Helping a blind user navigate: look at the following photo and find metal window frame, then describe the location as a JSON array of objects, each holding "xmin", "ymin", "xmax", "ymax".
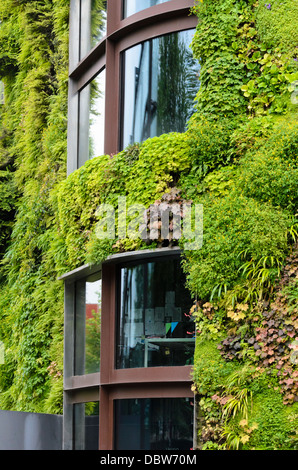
[
  {"xmin": 67, "ymin": 0, "xmax": 197, "ymax": 174},
  {"xmin": 65, "ymin": 0, "xmax": 198, "ymax": 450},
  {"xmin": 61, "ymin": 248, "xmax": 194, "ymax": 450}
]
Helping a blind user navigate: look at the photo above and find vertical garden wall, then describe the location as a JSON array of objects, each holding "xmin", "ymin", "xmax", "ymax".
[
  {"xmin": 0, "ymin": 0, "xmax": 69, "ymax": 413},
  {"xmin": 0, "ymin": 0, "xmax": 297, "ymax": 449}
]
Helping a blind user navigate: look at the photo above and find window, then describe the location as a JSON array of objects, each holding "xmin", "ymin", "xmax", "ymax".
[
  {"xmin": 65, "ymin": 0, "xmax": 198, "ymax": 449},
  {"xmin": 78, "ymin": 69, "xmax": 106, "ymax": 165},
  {"xmin": 74, "ymin": 402, "xmax": 100, "ymax": 450},
  {"xmin": 80, "ymin": 0, "xmax": 107, "ymax": 60},
  {"xmin": 121, "ymin": 30, "xmax": 200, "ymax": 149},
  {"xmin": 114, "ymin": 398, "xmax": 193, "ymax": 450},
  {"xmin": 116, "ymin": 257, "xmax": 194, "ymax": 369},
  {"xmin": 0, "ymin": 81, "xmax": 4, "ymax": 105},
  {"xmin": 123, "ymin": 0, "xmax": 173, "ymax": 18},
  {"xmin": 62, "ymin": 249, "xmax": 195, "ymax": 450},
  {"xmin": 67, "ymin": 0, "xmax": 198, "ymax": 172},
  {"xmin": 75, "ymin": 273, "xmax": 101, "ymax": 376}
]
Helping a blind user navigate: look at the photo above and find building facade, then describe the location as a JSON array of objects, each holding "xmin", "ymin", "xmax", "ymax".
[{"xmin": 63, "ymin": 0, "xmax": 199, "ymax": 450}]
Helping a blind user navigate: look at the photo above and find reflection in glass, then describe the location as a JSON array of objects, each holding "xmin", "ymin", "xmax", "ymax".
[
  {"xmin": 0, "ymin": 81, "xmax": 4, "ymax": 105},
  {"xmin": 116, "ymin": 258, "xmax": 194, "ymax": 369},
  {"xmin": 75, "ymin": 274, "xmax": 101, "ymax": 375},
  {"xmin": 79, "ymin": 69, "xmax": 106, "ymax": 166},
  {"xmin": 121, "ymin": 30, "xmax": 200, "ymax": 149},
  {"xmin": 115, "ymin": 398, "xmax": 193, "ymax": 450},
  {"xmin": 80, "ymin": 0, "xmax": 107, "ymax": 60},
  {"xmin": 74, "ymin": 402, "xmax": 99, "ymax": 450},
  {"xmin": 123, "ymin": 0, "xmax": 173, "ymax": 18}
]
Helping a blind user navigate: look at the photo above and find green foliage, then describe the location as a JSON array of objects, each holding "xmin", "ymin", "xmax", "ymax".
[
  {"xmin": 190, "ymin": 0, "xmax": 249, "ymax": 117},
  {"xmin": 0, "ymin": 0, "xmax": 69, "ymax": 412},
  {"xmin": 190, "ymin": 0, "xmax": 297, "ymax": 117},
  {"xmin": 126, "ymin": 133, "xmax": 192, "ymax": 205},
  {"xmin": 0, "ymin": 0, "xmax": 296, "ymax": 451},
  {"xmin": 256, "ymin": 0, "xmax": 298, "ymax": 56},
  {"xmin": 186, "ymin": 116, "xmax": 238, "ymax": 171},
  {"xmin": 249, "ymin": 386, "xmax": 298, "ymax": 450},
  {"xmin": 235, "ymin": 117, "xmax": 298, "ymax": 210},
  {"xmin": 0, "ymin": 2, "xmax": 21, "ymax": 76},
  {"xmin": 183, "ymin": 191, "xmax": 291, "ymax": 301}
]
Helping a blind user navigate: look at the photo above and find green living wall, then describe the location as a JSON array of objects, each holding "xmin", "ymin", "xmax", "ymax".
[{"xmin": 0, "ymin": 0, "xmax": 297, "ymax": 449}]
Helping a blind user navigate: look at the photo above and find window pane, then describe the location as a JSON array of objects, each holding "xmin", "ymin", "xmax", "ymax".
[
  {"xmin": 121, "ymin": 30, "xmax": 200, "ymax": 149},
  {"xmin": 116, "ymin": 258, "xmax": 194, "ymax": 369},
  {"xmin": 75, "ymin": 274, "xmax": 101, "ymax": 375},
  {"xmin": 0, "ymin": 81, "xmax": 4, "ymax": 105},
  {"xmin": 79, "ymin": 69, "xmax": 106, "ymax": 166},
  {"xmin": 123, "ymin": 0, "xmax": 173, "ymax": 18},
  {"xmin": 114, "ymin": 398, "xmax": 193, "ymax": 450},
  {"xmin": 74, "ymin": 402, "xmax": 99, "ymax": 450},
  {"xmin": 80, "ymin": 0, "xmax": 107, "ymax": 60}
]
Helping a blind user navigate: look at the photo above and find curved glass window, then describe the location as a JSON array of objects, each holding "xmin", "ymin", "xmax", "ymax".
[
  {"xmin": 116, "ymin": 258, "xmax": 194, "ymax": 369},
  {"xmin": 121, "ymin": 29, "xmax": 200, "ymax": 149},
  {"xmin": 79, "ymin": 69, "xmax": 106, "ymax": 166},
  {"xmin": 123, "ymin": 0, "xmax": 173, "ymax": 18}
]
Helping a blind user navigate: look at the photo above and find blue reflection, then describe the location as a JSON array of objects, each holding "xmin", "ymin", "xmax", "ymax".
[{"xmin": 123, "ymin": 0, "xmax": 173, "ymax": 18}]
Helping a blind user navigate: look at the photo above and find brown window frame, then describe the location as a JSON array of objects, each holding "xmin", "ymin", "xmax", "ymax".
[
  {"xmin": 67, "ymin": 0, "xmax": 197, "ymax": 174},
  {"xmin": 64, "ymin": 0, "xmax": 198, "ymax": 450},
  {"xmin": 99, "ymin": 249, "xmax": 194, "ymax": 449},
  {"xmin": 61, "ymin": 249, "xmax": 194, "ymax": 449}
]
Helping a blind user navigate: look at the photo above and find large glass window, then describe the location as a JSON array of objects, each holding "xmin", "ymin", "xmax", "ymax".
[
  {"xmin": 78, "ymin": 69, "xmax": 106, "ymax": 166},
  {"xmin": 123, "ymin": 0, "xmax": 173, "ymax": 18},
  {"xmin": 74, "ymin": 402, "xmax": 99, "ymax": 450},
  {"xmin": 75, "ymin": 274, "xmax": 101, "ymax": 375},
  {"xmin": 114, "ymin": 398, "xmax": 193, "ymax": 450},
  {"xmin": 121, "ymin": 29, "xmax": 200, "ymax": 149},
  {"xmin": 116, "ymin": 258, "xmax": 194, "ymax": 369}
]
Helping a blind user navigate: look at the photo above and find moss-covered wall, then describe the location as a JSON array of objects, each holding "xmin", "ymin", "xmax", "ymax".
[
  {"xmin": 0, "ymin": 0, "xmax": 297, "ymax": 449},
  {"xmin": 0, "ymin": 0, "xmax": 69, "ymax": 413}
]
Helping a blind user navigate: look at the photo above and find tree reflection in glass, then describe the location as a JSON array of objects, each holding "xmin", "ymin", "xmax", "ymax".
[
  {"xmin": 121, "ymin": 29, "xmax": 200, "ymax": 149},
  {"xmin": 79, "ymin": 69, "xmax": 105, "ymax": 166},
  {"xmin": 75, "ymin": 276, "xmax": 102, "ymax": 375},
  {"xmin": 80, "ymin": 0, "xmax": 107, "ymax": 60}
]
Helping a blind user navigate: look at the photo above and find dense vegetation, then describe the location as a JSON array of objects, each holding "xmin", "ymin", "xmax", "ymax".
[{"xmin": 0, "ymin": 0, "xmax": 297, "ymax": 449}]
